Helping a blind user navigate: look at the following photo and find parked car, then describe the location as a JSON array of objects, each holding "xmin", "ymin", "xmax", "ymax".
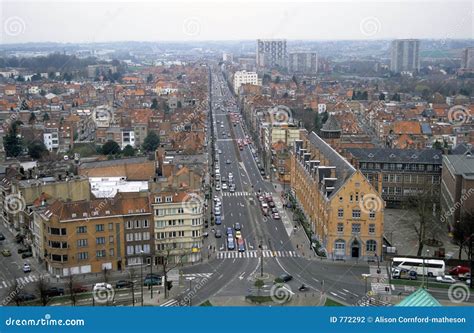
[
  {"xmin": 279, "ymin": 274, "xmax": 293, "ymax": 282},
  {"xmin": 448, "ymin": 266, "xmax": 470, "ymax": 276},
  {"xmin": 17, "ymin": 292, "xmax": 36, "ymax": 302},
  {"xmin": 93, "ymin": 283, "xmax": 113, "ymax": 292},
  {"xmin": 226, "ymin": 227, "xmax": 233, "ymax": 236},
  {"xmin": 45, "ymin": 287, "xmax": 65, "ymax": 297},
  {"xmin": 235, "ymin": 231, "xmax": 242, "ymax": 239},
  {"xmin": 22, "ymin": 263, "xmax": 31, "ymax": 273},
  {"xmin": 221, "ymin": 183, "xmax": 228, "ymax": 190},
  {"xmin": 436, "ymin": 275, "xmax": 456, "ymax": 284},
  {"xmin": 226, "ymin": 159, "xmax": 231, "ymax": 164},
  {"xmin": 18, "ymin": 246, "xmax": 31, "ymax": 254},
  {"xmin": 215, "ymin": 216, "xmax": 222, "ymax": 225},
  {"xmin": 146, "ymin": 273, "xmax": 161, "ymax": 280},
  {"xmin": 115, "ymin": 280, "xmax": 134, "ymax": 289},
  {"xmin": 72, "ymin": 285, "xmax": 88, "ymax": 293},
  {"xmin": 227, "ymin": 238, "xmax": 235, "ymax": 250},
  {"xmin": 203, "ymin": 232, "xmax": 209, "ymax": 238},
  {"xmin": 215, "ymin": 230, "xmax": 222, "ymax": 238},
  {"xmin": 0, "ymin": 232, "xmax": 5, "ymax": 241},
  {"xmin": 234, "ymin": 223, "xmax": 241, "ymax": 231},
  {"xmin": 21, "ymin": 252, "xmax": 33, "ymax": 259},
  {"xmin": 14, "ymin": 234, "xmax": 24, "ymax": 243},
  {"xmin": 144, "ymin": 277, "xmax": 161, "ymax": 286},
  {"xmin": 392, "ymin": 268, "xmax": 417, "ymax": 280},
  {"xmin": 1, "ymin": 249, "xmax": 11, "ymax": 257},
  {"xmin": 272, "ymin": 213, "xmax": 281, "ymax": 220},
  {"xmin": 459, "ymin": 273, "xmax": 471, "ymax": 281}
]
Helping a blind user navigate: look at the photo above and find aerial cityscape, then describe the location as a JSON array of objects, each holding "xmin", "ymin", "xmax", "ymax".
[{"xmin": 0, "ymin": 1, "xmax": 472, "ymax": 332}]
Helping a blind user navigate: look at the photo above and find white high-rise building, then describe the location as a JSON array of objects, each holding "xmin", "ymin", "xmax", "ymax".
[
  {"xmin": 233, "ymin": 70, "xmax": 259, "ymax": 92},
  {"xmin": 462, "ymin": 47, "xmax": 474, "ymax": 69},
  {"xmin": 288, "ymin": 52, "xmax": 318, "ymax": 74},
  {"xmin": 390, "ymin": 39, "xmax": 420, "ymax": 73}
]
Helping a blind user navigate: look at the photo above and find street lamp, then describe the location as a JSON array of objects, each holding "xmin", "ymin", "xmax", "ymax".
[
  {"xmin": 362, "ymin": 274, "xmax": 371, "ymax": 294},
  {"xmin": 186, "ymin": 276, "xmax": 196, "ymax": 306}
]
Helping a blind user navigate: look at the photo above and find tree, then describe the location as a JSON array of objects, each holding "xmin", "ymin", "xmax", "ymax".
[
  {"xmin": 407, "ymin": 182, "xmax": 439, "ymax": 256},
  {"xmin": 42, "ymin": 112, "xmax": 50, "ymax": 122},
  {"xmin": 155, "ymin": 246, "xmax": 190, "ymax": 299},
  {"xmin": 146, "ymin": 74, "xmax": 153, "ymax": 83},
  {"xmin": 101, "ymin": 140, "xmax": 121, "ymax": 155},
  {"xmin": 122, "ymin": 145, "xmax": 136, "ymax": 157},
  {"xmin": 142, "ymin": 131, "xmax": 160, "ymax": 152},
  {"xmin": 313, "ymin": 112, "xmax": 322, "ymax": 133},
  {"xmin": 177, "ymin": 101, "xmax": 182, "ymax": 108},
  {"xmin": 151, "ymin": 98, "xmax": 158, "ymax": 109},
  {"xmin": 254, "ymin": 279, "xmax": 264, "ymax": 296},
  {"xmin": 379, "ymin": 93, "xmax": 385, "ymax": 101},
  {"xmin": 432, "ymin": 140, "xmax": 443, "ymax": 150},
  {"xmin": 4, "ymin": 122, "xmax": 24, "ymax": 157},
  {"xmin": 391, "ymin": 93, "xmax": 401, "ymax": 102},
  {"xmin": 28, "ymin": 112, "xmax": 36, "ymax": 124},
  {"xmin": 67, "ymin": 273, "xmax": 77, "ymax": 306},
  {"xmin": 28, "ymin": 141, "xmax": 48, "ymax": 159},
  {"xmin": 36, "ymin": 275, "xmax": 49, "ymax": 306},
  {"xmin": 452, "ymin": 211, "xmax": 474, "ymax": 260}
]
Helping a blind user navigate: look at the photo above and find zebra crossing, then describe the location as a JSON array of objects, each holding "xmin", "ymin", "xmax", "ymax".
[
  {"xmin": 217, "ymin": 250, "xmax": 298, "ymax": 259},
  {"xmin": 182, "ymin": 273, "xmax": 213, "ymax": 278},
  {"xmin": 160, "ymin": 299, "xmax": 179, "ymax": 307},
  {"xmin": 221, "ymin": 191, "xmax": 252, "ymax": 197},
  {"xmin": 0, "ymin": 275, "xmax": 39, "ymax": 289}
]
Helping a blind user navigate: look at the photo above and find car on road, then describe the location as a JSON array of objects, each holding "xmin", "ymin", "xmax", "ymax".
[
  {"xmin": 229, "ymin": 185, "xmax": 235, "ymax": 193},
  {"xmin": 234, "ymin": 223, "xmax": 241, "ymax": 231},
  {"xmin": 203, "ymin": 232, "xmax": 209, "ymax": 238},
  {"xmin": 392, "ymin": 268, "xmax": 417, "ymax": 280},
  {"xmin": 226, "ymin": 227, "xmax": 233, "ymax": 236},
  {"xmin": 436, "ymin": 275, "xmax": 456, "ymax": 284},
  {"xmin": 260, "ymin": 170, "xmax": 265, "ymax": 176},
  {"xmin": 22, "ymin": 263, "xmax": 31, "ymax": 273},
  {"xmin": 14, "ymin": 234, "xmax": 24, "ymax": 243},
  {"xmin": 215, "ymin": 216, "xmax": 222, "ymax": 225},
  {"xmin": 21, "ymin": 252, "xmax": 33, "ymax": 259},
  {"xmin": 220, "ymin": 124, "xmax": 224, "ymax": 128},
  {"xmin": 238, "ymin": 239, "xmax": 245, "ymax": 252},
  {"xmin": 218, "ymin": 150, "xmax": 222, "ymax": 154},
  {"xmin": 226, "ymin": 159, "xmax": 231, "ymax": 164},
  {"xmin": 214, "ymin": 207, "xmax": 221, "ymax": 216},
  {"xmin": 115, "ymin": 280, "xmax": 134, "ymax": 289},
  {"xmin": 144, "ymin": 277, "xmax": 161, "ymax": 286},
  {"xmin": 45, "ymin": 287, "xmax": 65, "ymax": 297},
  {"xmin": 279, "ymin": 274, "xmax": 293, "ymax": 282},
  {"xmin": 16, "ymin": 292, "xmax": 36, "ymax": 302},
  {"xmin": 93, "ymin": 283, "xmax": 113, "ymax": 292},
  {"xmin": 227, "ymin": 238, "xmax": 235, "ymax": 250},
  {"xmin": 0, "ymin": 232, "xmax": 5, "ymax": 240},
  {"xmin": 215, "ymin": 184, "xmax": 221, "ymax": 191},
  {"xmin": 235, "ymin": 231, "xmax": 242, "ymax": 239},
  {"xmin": 271, "ymin": 207, "xmax": 278, "ymax": 214},
  {"xmin": 1, "ymin": 249, "xmax": 11, "ymax": 257},
  {"xmin": 215, "ymin": 230, "xmax": 222, "ymax": 238},
  {"xmin": 449, "ymin": 266, "xmax": 470, "ymax": 276},
  {"xmin": 272, "ymin": 213, "xmax": 281, "ymax": 220},
  {"xmin": 221, "ymin": 183, "xmax": 228, "ymax": 190}
]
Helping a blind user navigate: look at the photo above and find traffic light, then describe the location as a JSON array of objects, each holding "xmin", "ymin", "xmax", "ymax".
[{"xmin": 166, "ymin": 281, "xmax": 173, "ymax": 291}]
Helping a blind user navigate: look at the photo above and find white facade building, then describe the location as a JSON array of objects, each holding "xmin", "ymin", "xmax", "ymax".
[
  {"xmin": 233, "ymin": 70, "xmax": 259, "ymax": 92},
  {"xmin": 43, "ymin": 131, "xmax": 59, "ymax": 151}
]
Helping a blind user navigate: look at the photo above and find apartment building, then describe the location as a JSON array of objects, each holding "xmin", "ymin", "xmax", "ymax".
[
  {"xmin": 233, "ymin": 70, "xmax": 259, "ymax": 93},
  {"xmin": 256, "ymin": 39, "xmax": 287, "ymax": 69},
  {"xmin": 151, "ymin": 190, "xmax": 204, "ymax": 265},
  {"xmin": 288, "ymin": 52, "xmax": 318, "ymax": 74},
  {"xmin": 346, "ymin": 148, "xmax": 442, "ymax": 208},
  {"xmin": 390, "ymin": 39, "xmax": 421, "ymax": 73},
  {"xmin": 290, "ymin": 132, "xmax": 384, "ymax": 260},
  {"xmin": 461, "ymin": 47, "xmax": 474, "ymax": 69},
  {"xmin": 440, "ymin": 153, "xmax": 474, "ymax": 227}
]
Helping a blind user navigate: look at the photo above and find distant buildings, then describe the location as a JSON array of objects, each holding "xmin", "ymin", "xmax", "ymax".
[
  {"xmin": 288, "ymin": 52, "xmax": 318, "ymax": 74},
  {"xmin": 222, "ymin": 52, "xmax": 233, "ymax": 63},
  {"xmin": 233, "ymin": 70, "xmax": 259, "ymax": 92},
  {"xmin": 256, "ymin": 39, "xmax": 287, "ymax": 69},
  {"xmin": 461, "ymin": 47, "xmax": 474, "ymax": 69},
  {"xmin": 390, "ymin": 39, "xmax": 420, "ymax": 73}
]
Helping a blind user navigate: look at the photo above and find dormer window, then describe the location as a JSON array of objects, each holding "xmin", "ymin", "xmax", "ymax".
[
  {"xmin": 71, "ymin": 213, "xmax": 77, "ymax": 218},
  {"xmin": 165, "ymin": 196, "xmax": 173, "ymax": 203},
  {"xmin": 82, "ymin": 212, "xmax": 88, "ymax": 217},
  {"xmin": 368, "ymin": 153, "xmax": 374, "ymax": 158},
  {"xmin": 105, "ymin": 210, "xmax": 110, "ymax": 215},
  {"xmin": 155, "ymin": 197, "xmax": 162, "ymax": 203}
]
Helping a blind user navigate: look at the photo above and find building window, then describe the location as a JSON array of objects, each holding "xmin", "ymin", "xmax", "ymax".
[
  {"xmin": 143, "ymin": 232, "xmax": 150, "ymax": 240},
  {"xmin": 96, "ymin": 250, "xmax": 106, "ymax": 258},
  {"xmin": 369, "ymin": 210, "xmax": 376, "ymax": 220},
  {"xmin": 337, "ymin": 208, "xmax": 344, "ymax": 219},
  {"xmin": 127, "ymin": 246, "xmax": 134, "ymax": 255},
  {"xmin": 366, "ymin": 240, "xmax": 377, "ymax": 252},
  {"xmin": 109, "ymin": 248, "xmax": 114, "ymax": 257},
  {"xmin": 109, "ymin": 236, "xmax": 114, "ymax": 243},
  {"xmin": 349, "ymin": 194, "xmax": 354, "ymax": 202},
  {"xmin": 352, "ymin": 223, "xmax": 361, "ymax": 233},
  {"xmin": 339, "ymin": 196, "xmax": 343, "ymax": 203},
  {"xmin": 165, "ymin": 196, "xmax": 173, "ymax": 203},
  {"xmin": 352, "ymin": 209, "xmax": 361, "ymax": 219},
  {"xmin": 77, "ymin": 239, "xmax": 88, "ymax": 248},
  {"xmin": 134, "ymin": 233, "xmax": 142, "ymax": 241},
  {"xmin": 77, "ymin": 226, "xmax": 87, "ymax": 234},
  {"xmin": 96, "ymin": 224, "xmax": 105, "ymax": 232},
  {"xmin": 369, "ymin": 224, "xmax": 376, "ymax": 234},
  {"xmin": 96, "ymin": 237, "xmax": 106, "ymax": 245},
  {"xmin": 337, "ymin": 223, "xmax": 344, "ymax": 233},
  {"xmin": 143, "ymin": 219, "xmax": 149, "ymax": 228},
  {"xmin": 155, "ymin": 196, "xmax": 162, "ymax": 203},
  {"xmin": 108, "ymin": 223, "xmax": 113, "ymax": 231},
  {"xmin": 77, "ymin": 252, "xmax": 88, "ymax": 260},
  {"xmin": 126, "ymin": 233, "xmax": 133, "ymax": 242}
]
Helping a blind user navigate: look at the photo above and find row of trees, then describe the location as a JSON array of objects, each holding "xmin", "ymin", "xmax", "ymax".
[
  {"xmin": 3, "ymin": 121, "xmax": 48, "ymax": 159},
  {"xmin": 100, "ymin": 131, "xmax": 160, "ymax": 156}
]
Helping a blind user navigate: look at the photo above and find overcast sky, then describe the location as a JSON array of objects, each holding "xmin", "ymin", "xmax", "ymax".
[{"xmin": 0, "ymin": 0, "xmax": 472, "ymax": 44}]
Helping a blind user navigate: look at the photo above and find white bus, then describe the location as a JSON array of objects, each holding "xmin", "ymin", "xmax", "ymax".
[{"xmin": 392, "ymin": 257, "xmax": 445, "ymax": 277}]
